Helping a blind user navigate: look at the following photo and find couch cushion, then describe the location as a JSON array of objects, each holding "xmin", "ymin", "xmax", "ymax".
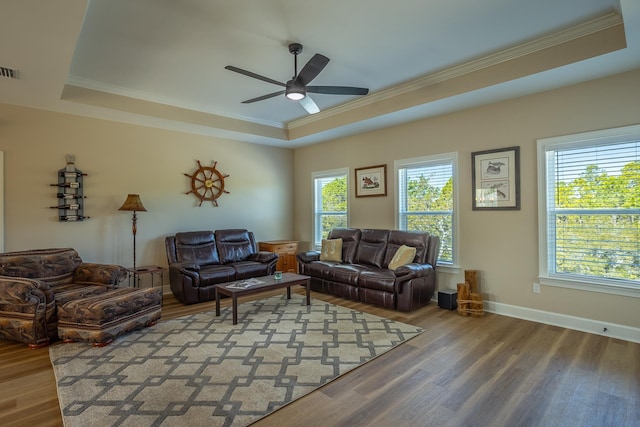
[
  {"xmin": 354, "ymin": 229, "xmax": 390, "ymax": 268},
  {"xmin": 52, "ymin": 283, "xmax": 113, "ymax": 306},
  {"xmin": 0, "ymin": 248, "xmax": 81, "ymax": 286},
  {"xmin": 385, "ymin": 230, "xmax": 429, "ymax": 266},
  {"xmin": 215, "ymin": 229, "xmax": 256, "ymax": 264},
  {"xmin": 358, "ymin": 268, "xmax": 397, "ymax": 292},
  {"xmin": 327, "ymin": 228, "xmax": 361, "ymax": 263},
  {"xmin": 198, "ymin": 264, "xmax": 236, "ymax": 286},
  {"xmin": 230, "ymin": 260, "xmax": 272, "ymax": 279},
  {"xmin": 320, "ymin": 238, "xmax": 343, "ymax": 261},
  {"xmin": 175, "ymin": 231, "xmax": 220, "ymax": 266},
  {"xmin": 302, "ymin": 260, "xmax": 339, "ymax": 280},
  {"xmin": 328, "ymin": 264, "xmax": 363, "ymax": 286},
  {"xmin": 303, "ymin": 260, "xmax": 363, "ymax": 285},
  {"xmin": 388, "ymin": 245, "xmax": 417, "ymax": 270}
]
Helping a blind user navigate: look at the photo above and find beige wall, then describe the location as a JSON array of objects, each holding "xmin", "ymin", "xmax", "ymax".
[
  {"xmin": 0, "ymin": 104, "xmax": 294, "ymax": 269},
  {"xmin": 293, "ymin": 68, "xmax": 640, "ymax": 330},
  {"xmin": 1, "ymin": 69, "xmax": 638, "ymax": 332}
]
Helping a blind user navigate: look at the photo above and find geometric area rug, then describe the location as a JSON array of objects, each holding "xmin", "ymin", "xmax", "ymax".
[{"xmin": 49, "ymin": 295, "xmax": 423, "ymax": 427}]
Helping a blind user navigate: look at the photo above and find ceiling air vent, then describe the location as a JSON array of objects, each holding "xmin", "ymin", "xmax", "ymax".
[{"xmin": 0, "ymin": 66, "xmax": 19, "ymax": 79}]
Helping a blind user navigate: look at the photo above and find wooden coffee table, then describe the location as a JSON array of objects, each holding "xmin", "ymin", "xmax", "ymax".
[{"xmin": 215, "ymin": 273, "xmax": 311, "ymax": 324}]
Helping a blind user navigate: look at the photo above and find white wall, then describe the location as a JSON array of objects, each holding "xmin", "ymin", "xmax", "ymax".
[
  {"xmin": 0, "ymin": 105, "xmax": 294, "ymax": 269},
  {"xmin": 293, "ymin": 68, "xmax": 640, "ymax": 332}
]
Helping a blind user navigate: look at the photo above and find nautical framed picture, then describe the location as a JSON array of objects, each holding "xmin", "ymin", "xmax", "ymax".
[
  {"xmin": 472, "ymin": 146, "xmax": 520, "ymax": 210},
  {"xmin": 355, "ymin": 164, "xmax": 387, "ymax": 197}
]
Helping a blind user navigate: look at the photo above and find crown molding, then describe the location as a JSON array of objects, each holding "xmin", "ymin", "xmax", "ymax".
[{"xmin": 64, "ymin": 76, "xmax": 285, "ymax": 129}]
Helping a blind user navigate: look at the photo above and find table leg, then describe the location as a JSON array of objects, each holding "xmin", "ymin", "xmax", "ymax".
[
  {"xmin": 287, "ymin": 286, "xmax": 291, "ymax": 299},
  {"xmin": 215, "ymin": 289, "xmax": 220, "ymax": 317},
  {"xmin": 232, "ymin": 294, "xmax": 238, "ymax": 325},
  {"xmin": 305, "ymin": 279, "xmax": 310, "ymax": 305}
]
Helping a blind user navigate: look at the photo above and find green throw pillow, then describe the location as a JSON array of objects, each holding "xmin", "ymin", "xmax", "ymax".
[
  {"xmin": 320, "ymin": 238, "xmax": 343, "ymax": 262},
  {"xmin": 388, "ymin": 245, "xmax": 417, "ymax": 270}
]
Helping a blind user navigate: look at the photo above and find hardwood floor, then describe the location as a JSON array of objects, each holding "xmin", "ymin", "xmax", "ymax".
[{"xmin": 1, "ymin": 289, "xmax": 638, "ymax": 427}]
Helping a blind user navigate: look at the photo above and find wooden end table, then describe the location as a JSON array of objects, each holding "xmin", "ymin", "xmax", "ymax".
[
  {"xmin": 126, "ymin": 265, "xmax": 165, "ymax": 289},
  {"xmin": 215, "ymin": 273, "xmax": 311, "ymax": 325}
]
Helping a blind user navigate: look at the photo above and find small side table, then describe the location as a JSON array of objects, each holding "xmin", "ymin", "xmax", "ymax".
[
  {"xmin": 258, "ymin": 240, "xmax": 299, "ymax": 273},
  {"xmin": 126, "ymin": 265, "xmax": 165, "ymax": 289}
]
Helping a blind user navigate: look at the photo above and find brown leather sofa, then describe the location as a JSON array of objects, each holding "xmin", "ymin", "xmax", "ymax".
[
  {"xmin": 0, "ymin": 248, "xmax": 129, "ymax": 348},
  {"xmin": 297, "ymin": 228, "xmax": 440, "ymax": 312},
  {"xmin": 165, "ymin": 229, "xmax": 278, "ymax": 304}
]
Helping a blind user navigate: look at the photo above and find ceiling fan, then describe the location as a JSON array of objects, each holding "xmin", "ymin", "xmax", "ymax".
[{"xmin": 225, "ymin": 43, "xmax": 369, "ymax": 115}]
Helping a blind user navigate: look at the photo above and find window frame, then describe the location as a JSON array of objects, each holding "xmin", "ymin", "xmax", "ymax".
[
  {"xmin": 537, "ymin": 124, "xmax": 640, "ymax": 298},
  {"xmin": 311, "ymin": 168, "xmax": 350, "ymax": 250},
  {"xmin": 394, "ymin": 152, "xmax": 459, "ymax": 269}
]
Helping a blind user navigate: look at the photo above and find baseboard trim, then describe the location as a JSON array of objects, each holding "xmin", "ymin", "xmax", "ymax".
[{"xmin": 483, "ymin": 300, "xmax": 640, "ymax": 344}]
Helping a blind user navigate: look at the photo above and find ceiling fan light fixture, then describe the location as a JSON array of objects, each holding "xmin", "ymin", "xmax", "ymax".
[
  {"xmin": 285, "ymin": 83, "xmax": 305, "ymax": 100},
  {"xmin": 285, "ymin": 91, "xmax": 305, "ymax": 101}
]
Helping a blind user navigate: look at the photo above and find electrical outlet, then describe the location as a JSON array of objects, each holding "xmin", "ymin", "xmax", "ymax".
[{"xmin": 533, "ymin": 282, "xmax": 541, "ymax": 293}]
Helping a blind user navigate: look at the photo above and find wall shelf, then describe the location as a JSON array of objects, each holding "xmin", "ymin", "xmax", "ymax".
[{"xmin": 50, "ymin": 155, "xmax": 88, "ymax": 222}]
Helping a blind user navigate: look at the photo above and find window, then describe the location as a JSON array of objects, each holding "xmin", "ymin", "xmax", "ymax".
[
  {"xmin": 537, "ymin": 124, "xmax": 640, "ymax": 296},
  {"xmin": 312, "ymin": 169, "xmax": 349, "ymax": 249},
  {"xmin": 395, "ymin": 153, "xmax": 458, "ymax": 266}
]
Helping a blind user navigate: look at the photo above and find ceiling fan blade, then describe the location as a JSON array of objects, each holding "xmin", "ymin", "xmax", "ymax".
[
  {"xmin": 306, "ymin": 86, "xmax": 369, "ymax": 96},
  {"xmin": 299, "ymin": 96, "xmax": 320, "ymax": 114},
  {"xmin": 225, "ymin": 66, "xmax": 286, "ymax": 87},
  {"xmin": 294, "ymin": 54, "xmax": 329, "ymax": 86},
  {"xmin": 241, "ymin": 90, "xmax": 285, "ymax": 104}
]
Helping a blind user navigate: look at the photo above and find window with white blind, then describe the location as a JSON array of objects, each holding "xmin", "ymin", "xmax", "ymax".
[
  {"xmin": 395, "ymin": 153, "xmax": 458, "ymax": 265},
  {"xmin": 312, "ymin": 169, "xmax": 349, "ymax": 249},
  {"xmin": 537, "ymin": 124, "xmax": 640, "ymax": 296}
]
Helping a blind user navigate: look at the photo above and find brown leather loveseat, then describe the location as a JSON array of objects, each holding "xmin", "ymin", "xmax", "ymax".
[
  {"xmin": 297, "ymin": 228, "xmax": 440, "ymax": 312},
  {"xmin": 165, "ymin": 229, "xmax": 278, "ymax": 304}
]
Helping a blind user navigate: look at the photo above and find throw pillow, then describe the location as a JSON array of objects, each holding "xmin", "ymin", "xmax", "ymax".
[
  {"xmin": 388, "ymin": 245, "xmax": 417, "ymax": 270},
  {"xmin": 320, "ymin": 238, "xmax": 343, "ymax": 262}
]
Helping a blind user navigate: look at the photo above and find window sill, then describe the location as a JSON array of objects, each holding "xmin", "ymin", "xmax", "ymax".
[
  {"xmin": 436, "ymin": 265, "xmax": 461, "ymax": 275},
  {"xmin": 538, "ymin": 276, "xmax": 640, "ymax": 298}
]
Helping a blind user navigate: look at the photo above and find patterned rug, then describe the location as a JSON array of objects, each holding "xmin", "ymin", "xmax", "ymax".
[{"xmin": 49, "ymin": 294, "xmax": 423, "ymax": 427}]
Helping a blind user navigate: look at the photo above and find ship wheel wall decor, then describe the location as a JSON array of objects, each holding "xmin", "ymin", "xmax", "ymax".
[{"xmin": 184, "ymin": 160, "xmax": 230, "ymax": 206}]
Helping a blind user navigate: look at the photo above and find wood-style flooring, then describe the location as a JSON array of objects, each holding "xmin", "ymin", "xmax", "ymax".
[{"xmin": 1, "ymin": 288, "xmax": 638, "ymax": 427}]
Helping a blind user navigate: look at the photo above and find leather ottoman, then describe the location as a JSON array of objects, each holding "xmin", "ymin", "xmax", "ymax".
[{"xmin": 57, "ymin": 287, "xmax": 162, "ymax": 346}]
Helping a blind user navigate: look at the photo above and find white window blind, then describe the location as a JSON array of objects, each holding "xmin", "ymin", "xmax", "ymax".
[
  {"xmin": 313, "ymin": 170, "xmax": 348, "ymax": 248},
  {"xmin": 538, "ymin": 125, "xmax": 640, "ymax": 293},
  {"xmin": 396, "ymin": 154, "xmax": 456, "ymax": 265}
]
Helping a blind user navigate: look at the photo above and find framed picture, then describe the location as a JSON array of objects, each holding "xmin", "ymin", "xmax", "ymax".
[
  {"xmin": 355, "ymin": 164, "xmax": 387, "ymax": 197},
  {"xmin": 472, "ymin": 146, "xmax": 520, "ymax": 210}
]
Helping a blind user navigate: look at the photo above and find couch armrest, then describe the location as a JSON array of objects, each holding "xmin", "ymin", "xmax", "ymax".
[
  {"xmin": 297, "ymin": 251, "xmax": 320, "ymax": 264},
  {"xmin": 393, "ymin": 263, "xmax": 434, "ymax": 280},
  {"xmin": 174, "ymin": 261, "xmax": 201, "ymax": 272},
  {"xmin": 0, "ymin": 276, "xmax": 53, "ymax": 305},
  {"xmin": 247, "ymin": 251, "xmax": 278, "ymax": 264},
  {"xmin": 168, "ymin": 262, "xmax": 200, "ymax": 278},
  {"xmin": 73, "ymin": 263, "xmax": 128, "ymax": 286}
]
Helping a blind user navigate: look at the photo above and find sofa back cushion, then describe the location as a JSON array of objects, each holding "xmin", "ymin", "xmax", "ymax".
[
  {"xmin": 215, "ymin": 229, "xmax": 256, "ymax": 264},
  {"xmin": 354, "ymin": 229, "xmax": 390, "ymax": 268},
  {"xmin": 328, "ymin": 228, "xmax": 362, "ymax": 264},
  {"xmin": 174, "ymin": 231, "xmax": 220, "ymax": 266},
  {"xmin": 384, "ymin": 230, "xmax": 429, "ymax": 266},
  {"xmin": 0, "ymin": 248, "xmax": 81, "ymax": 286}
]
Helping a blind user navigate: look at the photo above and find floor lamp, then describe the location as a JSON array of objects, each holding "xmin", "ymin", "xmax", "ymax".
[{"xmin": 118, "ymin": 194, "xmax": 147, "ymax": 274}]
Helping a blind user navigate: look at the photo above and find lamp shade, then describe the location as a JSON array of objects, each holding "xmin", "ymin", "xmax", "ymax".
[{"xmin": 118, "ymin": 194, "xmax": 147, "ymax": 212}]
